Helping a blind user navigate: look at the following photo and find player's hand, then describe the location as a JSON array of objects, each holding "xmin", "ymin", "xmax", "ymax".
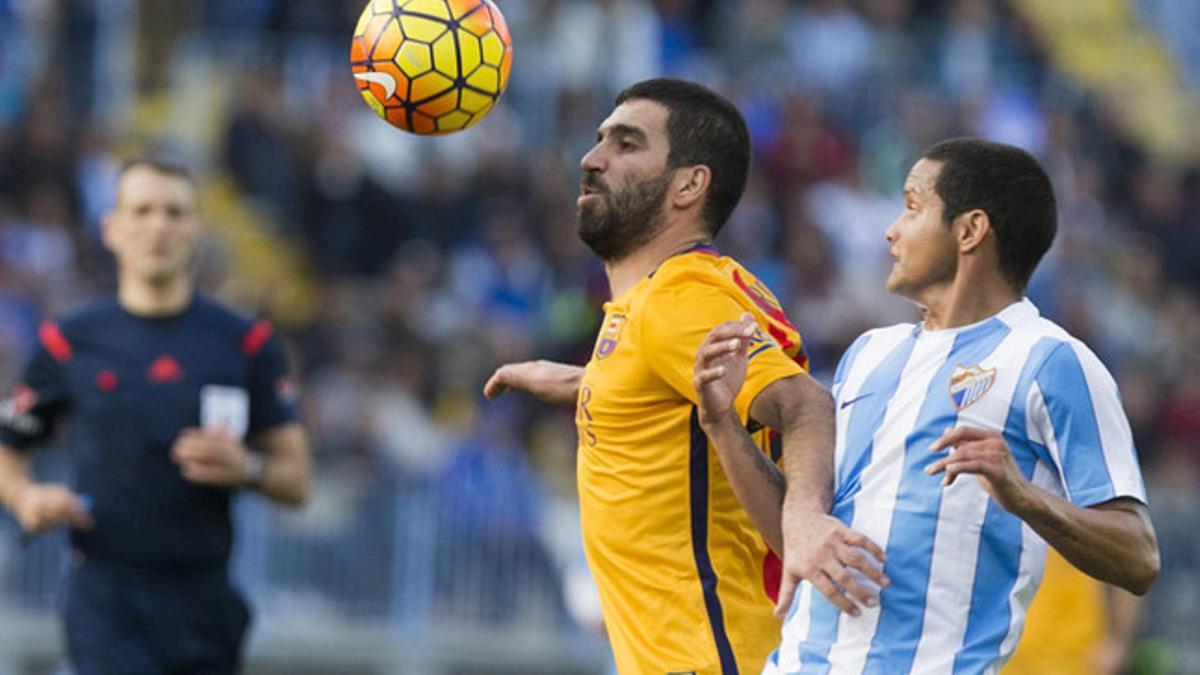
[
  {"xmin": 776, "ymin": 509, "xmax": 888, "ymax": 619},
  {"xmin": 694, "ymin": 313, "xmax": 756, "ymax": 426},
  {"xmin": 171, "ymin": 428, "xmax": 253, "ymax": 488},
  {"xmin": 13, "ymin": 484, "xmax": 93, "ymax": 534},
  {"xmin": 926, "ymin": 427, "xmax": 1031, "ymax": 514},
  {"xmin": 483, "ymin": 360, "xmax": 583, "ymax": 407}
]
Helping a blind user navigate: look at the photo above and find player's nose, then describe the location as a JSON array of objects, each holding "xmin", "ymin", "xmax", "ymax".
[
  {"xmin": 580, "ymin": 143, "xmax": 605, "ymax": 174},
  {"xmin": 884, "ymin": 218, "xmax": 900, "ymax": 244}
]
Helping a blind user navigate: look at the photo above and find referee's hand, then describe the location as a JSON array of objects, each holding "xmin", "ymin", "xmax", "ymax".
[
  {"xmin": 171, "ymin": 428, "xmax": 253, "ymax": 488},
  {"xmin": 13, "ymin": 484, "xmax": 93, "ymax": 534}
]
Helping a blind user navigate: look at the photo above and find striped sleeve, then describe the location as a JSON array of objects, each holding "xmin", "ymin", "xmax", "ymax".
[{"xmin": 1028, "ymin": 340, "xmax": 1146, "ymax": 507}]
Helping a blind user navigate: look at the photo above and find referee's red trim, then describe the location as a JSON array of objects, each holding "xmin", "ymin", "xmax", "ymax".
[
  {"xmin": 38, "ymin": 321, "xmax": 72, "ymax": 363},
  {"xmin": 241, "ymin": 321, "xmax": 273, "ymax": 356}
]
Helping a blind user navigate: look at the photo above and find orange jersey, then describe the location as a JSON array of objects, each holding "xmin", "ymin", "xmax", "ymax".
[
  {"xmin": 576, "ymin": 244, "xmax": 807, "ymax": 674},
  {"xmin": 1003, "ymin": 549, "xmax": 1107, "ymax": 675}
]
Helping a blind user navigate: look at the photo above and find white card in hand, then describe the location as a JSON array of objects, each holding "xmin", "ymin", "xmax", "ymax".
[{"xmin": 200, "ymin": 385, "xmax": 249, "ymax": 439}]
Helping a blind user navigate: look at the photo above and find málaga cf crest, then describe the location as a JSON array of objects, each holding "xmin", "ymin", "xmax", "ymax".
[{"xmin": 949, "ymin": 364, "xmax": 996, "ymax": 411}]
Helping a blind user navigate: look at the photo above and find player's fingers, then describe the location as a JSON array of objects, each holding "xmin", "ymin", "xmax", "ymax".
[
  {"xmin": 927, "ymin": 438, "xmax": 990, "ymax": 476},
  {"xmin": 737, "ymin": 312, "xmax": 757, "ymax": 336},
  {"xmin": 697, "ymin": 339, "xmax": 742, "ymax": 363},
  {"xmin": 838, "ymin": 544, "xmax": 888, "ymax": 590},
  {"xmin": 929, "ymin": 426, "xmax": 995, "ymax": 452},
  {"xmin": 926, "ymin": 436, "xmax": 988, "ymax": 473},
  {"xmin": 482, "ymin": 370, "xmax": 509, "ymax": 398},
  {"xmin": 943, "ymin": 459, "xmax": 989, "ymax": 487},
  {"xmin": 924, "ymin": 454, "xmax": 953, "ymax": 476},
  {"xmin": 695, "ymin": 366, "xmax": 727, "ymax": 386},
  {"xmin": 810, "ymin": 570, "xmax": 860, "ymax": 617},
  {"xmin": 706, "ymin": 319, "xmax": 754, "ymax": 343},
  {"xmin": 826, "ymin": 561, "xmax": 878, "ymax": 608},
  {"xmin": 840, "ymin": 531, "xmax": 887, "ymax": 566},
  {"xmin": 774, "ymin": 573, "xmax": 799, "ymax": 617}
]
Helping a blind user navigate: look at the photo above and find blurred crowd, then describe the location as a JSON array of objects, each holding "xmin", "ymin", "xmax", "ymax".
[{"xmin": 1, "ymin": 0, "xmax": 1199, "ymax": 660}]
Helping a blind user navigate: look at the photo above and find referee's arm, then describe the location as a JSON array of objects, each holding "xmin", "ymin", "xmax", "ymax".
[
  {"xmin": 0, "ymin": 441, "xmax": 93, "ymax": 534},
  {"xmin": 171, "ymin": 423, "xmax": 312, "ymax": 507},
  {"xmin": 249, "ymin": 422, "xmax": 312, "ymax": 507}
]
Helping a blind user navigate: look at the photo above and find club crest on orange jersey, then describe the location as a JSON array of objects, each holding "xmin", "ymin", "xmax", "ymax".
[
  {"xmin": 595, "ymin": 313, "xmax": 626, "ymax": 359},
  {"xmin": 949, "ymin": 364, "xmax": 996, "ymax": 411}
]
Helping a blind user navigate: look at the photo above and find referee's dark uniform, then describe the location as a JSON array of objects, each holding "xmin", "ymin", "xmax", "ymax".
[{"xmin": 0, "ymin": 295, "xmax": 298, "ymax": 675}]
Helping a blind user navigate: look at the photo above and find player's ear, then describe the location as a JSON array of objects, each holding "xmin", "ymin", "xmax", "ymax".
[
  {"xmin": 673, "ymin": 164, "xmax": 710, "ymax": 211},
  {"xmin": 956, "ymin": 209, "xmax": 991, "ymax": 254}
]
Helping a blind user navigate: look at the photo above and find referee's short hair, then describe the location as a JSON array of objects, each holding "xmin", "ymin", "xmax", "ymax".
[{"xmin": 119, "ymin": 156, "xmax": 196, "ymax": 185}]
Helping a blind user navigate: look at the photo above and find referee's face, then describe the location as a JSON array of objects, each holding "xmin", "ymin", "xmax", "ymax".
[{"xmin": 105, "ymin": 166, "xmax": 202, "ymax": 287}]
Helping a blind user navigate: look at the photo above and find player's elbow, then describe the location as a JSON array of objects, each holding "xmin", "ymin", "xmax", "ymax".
[
  {"xmin": 792, "ymin": 377, "xmax": 834, "ymax": 434},
  {"xmin": 771, "ymin": 373, "xmax": 833, "ymax": 431},
  {"xmin": 1119, "ymin": 527, "xmax": 1160, "ymax": 596},
  {"xmin": 1126, "ymin": 542, "xmax": 1161, "ymax": 596}
]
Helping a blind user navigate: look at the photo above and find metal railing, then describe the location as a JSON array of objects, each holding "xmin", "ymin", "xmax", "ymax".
[{"xmin": 0, "ymin": 478, "xmax": 609, "ymax": 675}]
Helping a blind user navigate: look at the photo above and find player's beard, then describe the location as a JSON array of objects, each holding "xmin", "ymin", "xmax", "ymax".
[{"xmin": 577, "ymin": 169, "xmax": 673, "ymax": 262}]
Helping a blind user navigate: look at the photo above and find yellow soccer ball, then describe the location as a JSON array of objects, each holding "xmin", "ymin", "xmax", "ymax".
[{"xmin": 350, "ymin": 0, "xmax": 513, "ymax": 135}]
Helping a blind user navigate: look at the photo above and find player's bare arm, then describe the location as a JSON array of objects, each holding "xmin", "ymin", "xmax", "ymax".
[
  {"xmin": 171, "ymin": 422, "xmax": 312, "ymax": 507},
  {"xmin": 483, "ymin": 359, "xmax": 583, "ymax": 406},
  {"xmin": 928, "ymin": 426, "xmax": 1159, "ymax": 594},
  {"xmin": 777, "ymin": 389, "xmax": 888, "ymax": 619},
  {"xmin": 694, "ymin": 315, "xmax": 787, "ymax": 553},
  {"xmin": 695, "ymin": 314, "xmax": 887, "ymax": 618},
  {"xmin": 0, "ymin": 442, "xmax": 92, "ymax": 534},
  {"xmin": 1091, "ymin": 584, "xmax": 1143, "ymax": 674}
]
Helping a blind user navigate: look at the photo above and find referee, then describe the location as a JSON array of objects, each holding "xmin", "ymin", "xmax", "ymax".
[{"xmin": 0, "ymin": 158, "xmax": 312, "ymax": 675}]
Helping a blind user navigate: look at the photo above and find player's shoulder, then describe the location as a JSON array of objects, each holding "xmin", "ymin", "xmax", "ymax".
[
  {"xmin": 644, "ymin": 247, "xmax": 771, "ymax": 301},
  {"xmin": 832, "ymin": 322, "xmax": 917, "ymax": 384},
  {"xmin": 648, "ymin": 246, "xmax": 727, "ymax": 286},
  {"xmin": 852, "ymin": 321, "xmax": 917, "ymax": 350},
  {"xmin": 998, "ymin": 301, "xmax": 1114, "ymax": 381}
]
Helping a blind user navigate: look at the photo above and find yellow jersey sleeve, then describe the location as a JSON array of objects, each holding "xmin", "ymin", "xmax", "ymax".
[{"xmin": 639, "ymin": 257, "xmax": 806, "ymax": 424}]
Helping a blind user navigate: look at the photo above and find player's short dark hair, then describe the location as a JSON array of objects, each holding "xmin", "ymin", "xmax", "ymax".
[
  {"xmin": 921, "ymin": 138, "xmax": 1057, "ymax": 290},
  {"xmin": 616, "ymin": 78, "xmax": 751, "ymax": 238},
  {"xmin": 119, "ymin": 156, "xmax": 196, "ymax": 185}
]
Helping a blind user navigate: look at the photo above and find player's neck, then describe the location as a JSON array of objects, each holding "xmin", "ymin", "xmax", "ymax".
[
  {"xmin": 117, "ymin": 275, "xmax": 195, "ymax": 318},
  {"xmin": 604, "ymin": 226, "xmax": 709, "ymax": 299},
  {"xmin": 918, "ymin": 273, "xmax": 1021, "ymax": 331}
]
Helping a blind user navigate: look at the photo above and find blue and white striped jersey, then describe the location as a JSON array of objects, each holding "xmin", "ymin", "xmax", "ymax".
[{"xmin": 766, "ymin": 299, "xmax": 1146, "ymax": 675}]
